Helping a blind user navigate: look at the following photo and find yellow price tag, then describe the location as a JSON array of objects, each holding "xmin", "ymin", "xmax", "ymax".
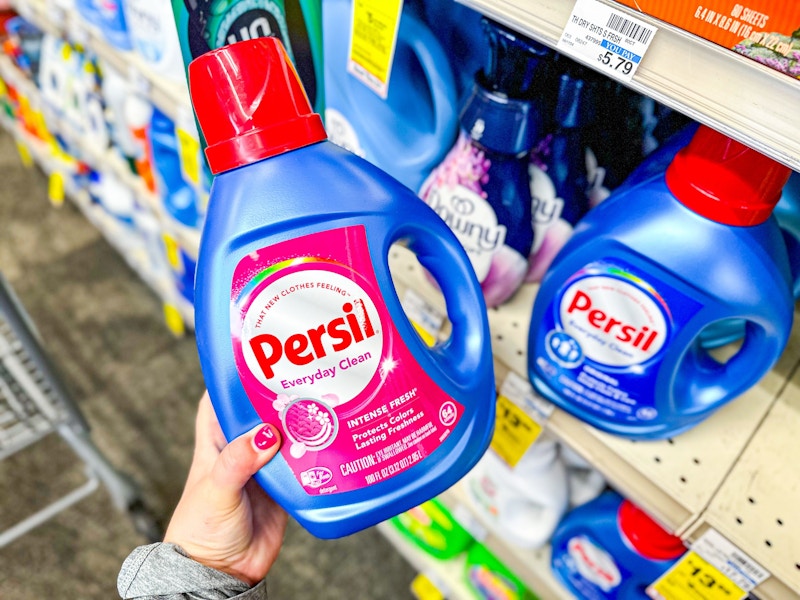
[
  {"xmin": 648, "ymin": 551, "xmax": 746, "ymax": 600},
  {"xmin": 48, "ymin": 172, "xmax": 65, "ymax": 207},
  {"xmin": 176, "ymin": 127, "xmax": 201, "ymax": 185},
  {"xmin": 15, "ymin": 139, "xmax": 33, "ymax": 168},
  {"xmin": 410, "ymin": 321, "xmax": 436, "ymax": 347},
  {"xmin": 490, "ymin": 394, "xmax": 542, "ymax": 467},
  {"xmin": 410, "ymin": 573, "xmax": 445, "ymax": 600},
  {"xmin": 162, "ymin": 233, "xmax": 183, "ymax": 271},
  {"xmin": 32, "ymin": 110, "xmax": 51, "ymax": 142},
  {"xmin": 348, "ymin": 0, "xmax": 404, "ymax": 98},
  {"xmin": 163, "ymin": 303, "xmax": 186, "ymax": 337}
]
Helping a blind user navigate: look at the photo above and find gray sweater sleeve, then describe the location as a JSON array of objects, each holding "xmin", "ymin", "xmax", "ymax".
[{"xmin": 118, "ymin": 543, "xmax": 268, "ymax": 600}]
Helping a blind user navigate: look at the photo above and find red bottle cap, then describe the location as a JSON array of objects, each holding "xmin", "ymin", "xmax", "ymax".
[
  {"xmin": 188, "ymin": 37, "xmax": 327, "ymax": 174},
  {"xmin": 617, "ymin": 500, "xmax": 685, "ymax": 561},
  {"xmin": 665, "ymin": 125, "xmax": 790, "ymax": 226}
]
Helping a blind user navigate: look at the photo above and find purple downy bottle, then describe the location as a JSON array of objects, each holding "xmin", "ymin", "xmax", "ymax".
[{"xmin": 418, "ymin": 18, "xmax": 551, "ymax": 307}]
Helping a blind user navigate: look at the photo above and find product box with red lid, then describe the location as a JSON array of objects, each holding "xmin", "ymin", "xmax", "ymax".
[{"xmin": 611, "ymin": 0, "xmax": 800, "ymax": 79}]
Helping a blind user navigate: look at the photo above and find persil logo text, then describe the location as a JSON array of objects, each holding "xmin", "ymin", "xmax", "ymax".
[
  {"xmin": 558, "ymin": 275, "xmax": 667, "ymax": 367},
  {"xmin": 567, "ymin": 535, "xmax": 622, "ymax": 592},
  {"xmin": 250, "ymin": 299, "xmax": 376, "ymax": 379},
  {"xmin": 240, "ymin": 270, "xmax": 383, "ymax": 403}
]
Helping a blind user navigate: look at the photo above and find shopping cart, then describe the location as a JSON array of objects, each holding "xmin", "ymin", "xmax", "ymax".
[{"xmin": 0, "ymin": 272, "xmax": 160, "ymax": 547}]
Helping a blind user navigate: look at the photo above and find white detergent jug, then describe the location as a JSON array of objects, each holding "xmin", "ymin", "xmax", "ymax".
[
  {"xmin": 464, "ymin": 435, "xmax": 569, "ymax": 549},
  {"xmin": 560, "ymin": 444, "xmax": 607, "ymax": 508}
]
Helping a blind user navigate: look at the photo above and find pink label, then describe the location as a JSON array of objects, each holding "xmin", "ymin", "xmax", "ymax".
[{"xmin": 231, "ymin": 226, "xmax": 463, "ymax": 495}]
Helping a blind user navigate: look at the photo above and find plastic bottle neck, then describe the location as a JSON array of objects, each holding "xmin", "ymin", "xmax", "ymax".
[{"xmin": 460, "ymin": 84, "xmax": 539, "ymax": 155}]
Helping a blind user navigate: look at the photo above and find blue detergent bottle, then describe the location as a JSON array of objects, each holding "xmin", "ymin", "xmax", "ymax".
[
  {"xmin": 526, "ymin": 58, "xmax": 595, "ymax": 283},
  {"xmin": 419, "ymin": 0, "xmax": 487, "ymax": 105},
  {"xmin": 528, "ymin": 125, "xmax": 794, "ymax": 439},
  {"xmin": 149, "ymin": 107, "xmax": 203, "ymax": 229},
  {"xmin": 188, "ymin": 37, "xmax": 495, "ymax": 538},
  {"xmin": 322, "ymin": 0, "xmax": 458, "ymax": 192},
  {"xmin": 551, "ymin": 491, "xmax": 685, "ymax": 599},
  {"xmin": 419, "ymin": 18, "xmax": 551, "ymax": 308},
  {"xmin": 613, "ymin": 125, "xmax": 799, "ymax": 350},
  {"xmin": 699, "ymin": 172, "xmax": 800, "ymax": 348},
  {"xmin": 93, "ymin": 0, "xmax": 133, "ymax": 51}
]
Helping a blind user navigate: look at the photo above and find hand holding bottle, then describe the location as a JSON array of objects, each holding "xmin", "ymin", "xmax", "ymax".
[{"xmin": 163, "ymin": 392, "xmax": 287, "ymax": 586}]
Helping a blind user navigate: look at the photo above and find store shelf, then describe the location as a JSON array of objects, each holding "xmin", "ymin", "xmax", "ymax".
[
  {"xmin": 376, "ymin": 521, "xmax": 475, "ymax": 600},
  {"xmin": 458, "ymin": 0, "xmax": 800, "ymax": 172},
  {"xmin": 388, "ymin": 245, "xmax": 799, "ymax": 540},
  {"xmin": 686, "ymin": 362, "xmax": 800, "ymax": 599},
  {"xmin": 11, "ymin": 0, "xmax": 191, "ymax": 122}
]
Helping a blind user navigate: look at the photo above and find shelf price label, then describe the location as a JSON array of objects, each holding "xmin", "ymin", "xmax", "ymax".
[
  {"xmin": 15, "ymin": 139, "xmax": 33, "ymax": 169},
  {"xmin": 557, "ymin": 0, "xmax": 657, "ymax": 83},
  {"xmin": 176, "ymin": 107, "xmax": 202, "ymax": 186},
  {"xmin": 491, "ymin": 393, "xmax": 542, "ymax": 467},
  {"xmin": 48, "ymin": 172, "xmax": 65, "ymax": 207},
  {"xmin": 491, "ymin": 372, "xmax": 555, "ymax": 467},
  {"xmin": 163, "ymin": 303, "xmax": 186, "ymax": 337},
  {"xmin": 410, "ymin": 572, "xmax": 446, "ymax": 600},
  {"xmin": 161, "ymin": 233, "xmax": 183, "ymax": 272},
  {"xmin": 347, "ymin": 0, "xmax": 404, "ymax": 98},
  {"xmin": 647, "ymin": 530, "xmax": 769, "ymax": 600}
]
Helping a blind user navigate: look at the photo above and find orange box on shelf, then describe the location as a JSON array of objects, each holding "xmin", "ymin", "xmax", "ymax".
[{"xmin": 611, "ymin": 0, "xmax": 800, "ymax": 79}]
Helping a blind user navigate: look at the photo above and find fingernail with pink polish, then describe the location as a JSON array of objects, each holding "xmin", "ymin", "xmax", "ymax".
[{"xmin": 254, "ymin": 425, "xmax": 278, "ymax": 451}]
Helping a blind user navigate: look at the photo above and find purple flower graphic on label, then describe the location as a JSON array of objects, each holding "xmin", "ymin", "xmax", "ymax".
[{"xmin": 281, "ymin": 398, "xmax": 338, "ymax": 458}]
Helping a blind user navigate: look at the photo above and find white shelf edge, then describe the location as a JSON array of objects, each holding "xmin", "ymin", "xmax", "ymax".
[{"xmin": 458, "ymin": 0, "xmax": 800, "ymax": 172}]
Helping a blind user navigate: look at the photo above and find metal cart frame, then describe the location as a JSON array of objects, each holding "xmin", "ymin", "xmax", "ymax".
[{"xmin": 0, "ymin": 273, "xmax": 160, "ymax": 547}]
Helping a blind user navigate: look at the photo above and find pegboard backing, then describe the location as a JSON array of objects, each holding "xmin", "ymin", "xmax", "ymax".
[{"xmin": 696, "ymin": 362, "xmax": 800, "ymax": 596}]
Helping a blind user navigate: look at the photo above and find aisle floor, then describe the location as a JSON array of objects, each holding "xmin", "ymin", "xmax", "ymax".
[{"xmin": 0, "ymin": 130, "xmax": 416, "ymax": 599}]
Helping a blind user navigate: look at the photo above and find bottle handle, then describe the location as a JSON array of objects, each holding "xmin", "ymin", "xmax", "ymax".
[
  {"xmin": 676, "ymin": 321, "xmax": 782, "ymax": 411},
  {"xmin": 391, "ymin": 221, "xmax": 491, "ymax": 389},
  {"xmin": 397, "ymin": 12, "xmax": 458, "ymax": 166}
]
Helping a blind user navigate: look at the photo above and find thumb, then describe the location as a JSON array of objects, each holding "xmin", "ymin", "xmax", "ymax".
[{"xmin": 210, "ymin": 424, "xmax": 282, "ymax": 497}]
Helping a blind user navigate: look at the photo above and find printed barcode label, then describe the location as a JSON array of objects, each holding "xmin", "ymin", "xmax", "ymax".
[
  {"xmin": 606, "ymin": 13, "xmax": 654, "ymax": 44},
  {"xmin": 692, "ymin": 530, "xmax": 769, "ymax": 591},
  {"xmin": 557, "ymin": 0, "xmax": 657, "ymax": 83}
]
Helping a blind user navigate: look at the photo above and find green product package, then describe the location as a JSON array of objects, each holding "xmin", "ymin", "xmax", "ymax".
[
  {"xmin": 391, "ymin": 498, "xmax": 475, "ymax": 560},
  {"xmin": 464, "ymin": 543, "xmax": 539, "ymax": 600}
]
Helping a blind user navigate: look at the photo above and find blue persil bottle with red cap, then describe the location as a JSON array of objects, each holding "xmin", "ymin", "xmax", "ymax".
[
  {"xmin": 187, "ymin": 37, "xmax": 495, "ymax": 538},
  {"xmin": 550, "ymin": 491, "xmax": 686, "ymax": 598},
  {"xmin": 528, "ymin": 125, "xmax": 793, "ymax": 439}
]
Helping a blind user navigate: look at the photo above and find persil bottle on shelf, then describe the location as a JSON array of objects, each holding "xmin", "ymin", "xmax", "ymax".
[
  {"xmin": 550, "ymin": 491, "xmax": 685, "ymax": 599},
  {"xmin": 188, "ymin": 37, "xmax": 495, "ymax": 538},
  {"xmin": 528, "ymin": 125, "xmax": 793, "ymax": 439}
]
